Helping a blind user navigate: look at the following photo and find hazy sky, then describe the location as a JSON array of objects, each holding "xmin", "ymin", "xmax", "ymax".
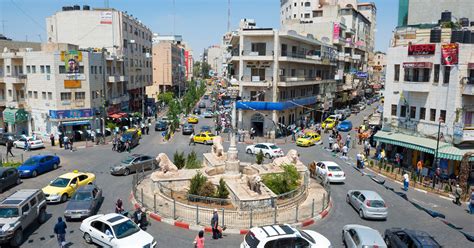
[{"xmin": 1, "ymin": 0, "xmax": 398, "ymax": 56}]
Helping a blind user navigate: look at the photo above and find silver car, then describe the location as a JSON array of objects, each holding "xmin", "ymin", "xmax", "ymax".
[
  {"xmin": 110, "ymin": 154, "xmax": 157, "ymax": 176},
  {"xmin": 342, "ymin": 224, "xmax": 387, "ymax": 248},
  {"xmin": 346, "ymin": 190, "xmax": 388, "ymax": 220},
  {"xmin": 64, "ymin": 185, "xmax": 102, "ymax": 221}
]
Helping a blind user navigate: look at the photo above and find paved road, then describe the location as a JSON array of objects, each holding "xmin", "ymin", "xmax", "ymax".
[{"xmin": 1, "ymin": 99, "xmax": 472, "ymax": 247}]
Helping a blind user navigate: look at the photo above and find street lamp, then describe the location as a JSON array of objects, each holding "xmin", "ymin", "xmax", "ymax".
[{"xmin": 432, "ymin": 117, "xmax": 444, "ymax": 188}]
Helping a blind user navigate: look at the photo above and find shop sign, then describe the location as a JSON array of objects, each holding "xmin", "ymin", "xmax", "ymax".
[
  {"xmin": 100, "ymin": 11, "xmax": 113, "ymax": 24},
  {"xmin": 61, "ymin": 51, "xmax": 82, "ymax": 73},
  {"xmin": 441, "ymin": 43, "xmax": 459, "ymax": 66},
  {"xmin": 468, "ymin": 63, "xmax": 474, "ymax": 69},
  {"xmin": 64, "ymin": 80, "xmax": 82, "ymax": 88},
  {"xmin": 49, "ymin": 109, "xmax": 93, "ymax": 120},
  {"xmin": 333, "ymin": 23, "xmax": 340, "ymax": 41},
  {"xmin": 402, "ymin": 62, "xmax": 433, "ymax": 68},
  {"xmin": 408, "ymin": 44, "xmax": 436, "ymax": 56},
  {"xmin": 356, "ymin": 72, "xmax": 368, "ymax": 78}
]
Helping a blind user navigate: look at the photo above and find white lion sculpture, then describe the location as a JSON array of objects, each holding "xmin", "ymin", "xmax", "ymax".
[
  {"xmin": 212, "ymin": 136, "xmax": 224, "ymax": 158},
  {"xmin": 156, "ymin": 153, "xmax": 178, "ymax": 174},
  {"xmin": 246, "ymin": 175, "xmax": 262, "ymax": 194},
  {"xmin": 272, "ymin": 149, "xmax": 303, "ymax": 167}
]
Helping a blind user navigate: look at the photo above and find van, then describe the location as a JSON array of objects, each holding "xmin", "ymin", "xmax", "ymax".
[{"xmin": 122, "ymin": 130, "xmax": 140, "ymax": 148}]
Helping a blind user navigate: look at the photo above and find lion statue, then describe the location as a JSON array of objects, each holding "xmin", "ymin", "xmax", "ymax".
[
  {"xmin": 273, "ymin": 149, "xmax": 303, "ymax": 167},
  {"xmin": 155, "ymin": 153, "xmax": 178, "ymax": 174},
  {"xmin": 212, "ymin": 136, "xmax": 224, "ymax": 158},
  {"xmin": 246, "ymin": 175, "xmax": 262, "ymax": 194}
]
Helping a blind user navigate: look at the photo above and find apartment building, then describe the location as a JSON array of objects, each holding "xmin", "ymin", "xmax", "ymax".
[
  {"xmin": 228, "ymin": 24, "xmax": 337, "ymax": 137},
  {"xmin": 376, "ymin": 10, "xmax": 474, "ymax": 180},
  {"xmin": 0, "ymin": 42, "xmax": 112, "ymax": 138},
  {"xmin": 280, "ymin": 0, "xmax": 376, "ymax": 107},
  {"xmin": 398, "ymin": 0, "xmax": 474, "ymax": 27},
  {"xmin": 206, "ymin": 45, "xmax": 224, "ymax": 77},
  {"xmin": 368, "ymin": 51, "xmax": 386, "ymax": 87},
  {"xmin": 46, "ymin": 5, "xmax": 153, "ymax": 113}
]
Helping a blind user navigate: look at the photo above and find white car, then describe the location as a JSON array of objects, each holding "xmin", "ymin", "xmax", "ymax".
[
  {"xmin": 241, "ymin": 224, "xmax": 331, "ymax": 248},
  {"xmin": 342, "ymin": 224, "xmax": 387, "ymax": 248},
  {"xmin": 80, "ymin": 213, "xmax": 156, "ymax": 248},
  {"xmin": 13, "ymin": 136, "xmax": 45, "ymax": 149},
  {"xmin": 246, "ymin": 143, "xmax": 284, "ymax": 159},
  {"xmin": 314, "ymin": 161, "xmax": 346, "ymax": 183}
]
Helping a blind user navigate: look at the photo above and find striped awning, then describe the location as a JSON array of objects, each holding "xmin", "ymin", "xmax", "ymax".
[
  {"xmin": 373, "ymin": 131, "xmax": 442, "ymax": 154},
  {"xmin": 438, "ymin": 146, "xmax": 474, "ymax": 161}
]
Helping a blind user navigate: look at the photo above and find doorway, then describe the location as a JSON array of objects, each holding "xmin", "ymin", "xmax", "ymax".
[{"xmin": 250, "ymin": 113, "xmax": 265, "ymax": 137}]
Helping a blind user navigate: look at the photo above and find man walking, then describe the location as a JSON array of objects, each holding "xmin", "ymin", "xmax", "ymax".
[
  {"xmin": 342, "ymin": 144, "xmax": 348, "ymax": 157},
  {"xmin": 345, "ymin": 133, "xmax": 351, "ymax": 148},
  {"xmin": 328, "ymin": 135, "xmax": 334, "ymax": 150},
  {"xmin": 50, "ymin": 133, "xmax": 55, "ymax": 146},
  {"xmin": 6, "ymin": 139, "xmax": 14, "ymax": 157},
  {"xmin": 189, "ymin": 133, "xmax": 195, "ymax": 146},
  {"xmin": 63, "ymin": 136, "xmax": 69, "ymax": 150},
  {"xmin": 453, "ymin": 184, "xmax": 462, "ymax": 206},
  {"xmin": 53, "ymin": 217, "xmax": 67, "ymax": 248},
  {"xmin": 211, "ymin": 209, "xmax": 219, "ymax": 239},
  {"xmin": 403, "ymin": 173, "xmax": 409, "ymax": 191}
]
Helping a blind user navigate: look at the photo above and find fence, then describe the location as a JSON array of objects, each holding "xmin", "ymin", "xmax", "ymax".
[
  {"xmin": 0, "ymin": 153, "xmax": 25, "ymax": 164},
  {"xmin": 133, "ymin": 171, "xmax": 331, "ymax": 229}
]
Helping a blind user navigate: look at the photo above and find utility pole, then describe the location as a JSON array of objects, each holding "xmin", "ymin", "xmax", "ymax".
[
  {"xmin": 227, "ymin": 0, "xmax": 231, "ymax": 32},
  {"xmin": 0, "ymin": 20, "xmax": 6, "ymax": 35},
  {"xmin": 173, "ymin": 0, "xmax": 176, "ymax": 35}
]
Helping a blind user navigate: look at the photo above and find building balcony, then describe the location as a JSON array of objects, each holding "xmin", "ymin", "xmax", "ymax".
[
  {"xmin": 400, "ymin": 81, "xmax": 430, "ymax": 93},
  {"xmin": 240, "ymin": 50, "xmax": 274, "ymax": 61},
  {"xmin": 108, "ymin": 75, "xmax": 128, "ymax": 83},
  {"xmin": 0, "ymin": 98, "xmax": 6, "ymax": 106},
  {"xmin": 239, "ymin": 76, "xmax": 272, "ymax": 87},
  {"xmin": 5, "ymin": 75, "xmax": 27, "ymax": 85},
  {"xmin": 278, "ymin": 76, "xmax": 334, "ymax": 87},
  {"xmin": 462, "ymin": 81, "xmax": 474, "ymax": 95}
]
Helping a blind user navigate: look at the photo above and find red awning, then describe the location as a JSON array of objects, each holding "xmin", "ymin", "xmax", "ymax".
[
  {"xmin": 109, "ymin": 112, "xmax": 128, "ymax": 119},
  {"xmin": 468, "ymin": 63, "xmax": 474, "ymax": 70},
  {"xmin": 403, "ymin": 62, "xmax": 433, "ymax": 68}
]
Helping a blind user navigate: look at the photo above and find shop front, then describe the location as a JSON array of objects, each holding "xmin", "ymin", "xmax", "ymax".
[
  {"xmin": 49, "ymin": 109, "xmax": 94, "ymax": 141},
  {"xmin": 3, "ymin": 108, "xmax": 29, "ymax": 134}
]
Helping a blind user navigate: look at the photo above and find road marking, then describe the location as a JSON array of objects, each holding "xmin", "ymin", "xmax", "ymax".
[{"xmin": 414, "ymin": 188, "xmax": 427, "ymax": 194}]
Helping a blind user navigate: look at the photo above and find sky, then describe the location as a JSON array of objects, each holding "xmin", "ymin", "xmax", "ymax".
[{"xmin": 0, "ymin": 0, "xmax": 398, "ymax": 57}]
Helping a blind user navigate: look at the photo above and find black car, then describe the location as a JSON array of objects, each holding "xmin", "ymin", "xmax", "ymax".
[
  {"xmin": 193, "ymin": 108, "xmax": 201, "ymax": 115},
  {"xmin": 203, "ymin": 95, "xmax": 209, "ymax": 100},
  {"xmin": 0, "ymin": 133, "xmax": 17, "ymax": 146},
  {"xmin": 182, "ymin": 124, "xmax": 194, "ymax": 135},
  {"xmin": 0, "ymin": 167, "xmax": 21, "ymax": 193},
  {"xmin": 155, "ymin": 121, "xmax": 168, "ymax": 131},
  {"xmin": 200, "ymin": 125, "xmax": 212, "ymax": 133},
  {"xmin": 199, "ymin": 102, "xmax": 206, "ymax": 108},
  {"xmin": 384, "ymin": 228, "xmax": 441, "ymax": 248}
]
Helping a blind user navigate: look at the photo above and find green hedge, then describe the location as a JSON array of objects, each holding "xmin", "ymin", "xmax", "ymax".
[{"xmin": 2, "ymin": 162, "xmax": 22, "ymax": 168}]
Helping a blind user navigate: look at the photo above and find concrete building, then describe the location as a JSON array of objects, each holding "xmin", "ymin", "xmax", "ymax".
[
  {"xmin": 280, "ymin": 0, "xmax": 376, "ymax": 107},
  {"xmin": 147, "ymin": 35, "xmax": 186, "ymax": 98},
  {"xmin": 46, "ymin": 5, "xmax": 153, "ymax": 113},
  {"xmin": 368, "ymin": 51, "xmax": 386, "ymax": 87},
  {"xmin": 206, "ymin": 45, "xmax": 224, "ymax": 77},
  {"xmin": 398, "ymin": 0, "xmax": 474, "ymax": 26},
  {"xmin": 228, "ymin": 24, "xmax": 337, "ymax": 137},
  {"xmin": 0, "ymin": 42, "xmax": 114, "ymax": 139}
]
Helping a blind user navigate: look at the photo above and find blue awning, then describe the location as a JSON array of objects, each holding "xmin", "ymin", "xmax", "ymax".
[
  {"xmin": 61, "ymin": 121, "xmax": 91, "ymax": 126},
  {"xmin": 237, "ymin": 97, "xmax": 317, "ymax": 111}
]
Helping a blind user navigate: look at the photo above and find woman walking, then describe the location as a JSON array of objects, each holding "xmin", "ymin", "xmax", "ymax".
[{"xmin": 193, "ymin": 230, "xmax": 205, "ymax": 248}]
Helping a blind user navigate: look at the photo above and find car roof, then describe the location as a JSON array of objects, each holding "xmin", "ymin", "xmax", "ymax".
[
  {"xmin": 346, "ymin": 225, "xmax": 385, "ymax": 245},
  {"xmin": 390, "ymin": 228, "xmax": 440, "ymax": 246},
  {"xmin": 76, "ymin": 184, "xmax": 97, "ymax": 192},
  {"xmin": 357, "ymin": 190, "xmax": 383, "ymax": 200},
  {"xmin": 96, "ymin": 213, "xmax": 129, "ymax": 225},
  {"xmin": 320, "ymin": 161, "xmax": 340, "ymax": 167},
  {"xmin": 249, "ymin": 224, "xmax": 296, "ymax": 241},
  {"xmin": 257, "ymin": 143, "xmax": 276, "ymax": 146},
  {"xmin": 0, "ymin": 167, "xmax": 15, "ymax": 173},
  {"xmin": 58, "ymin": 171, "xmax": 90, "ymax": 179},
  {"xmin": 1, "ymin": 189, "xmax": 41, "ymax": 206}
]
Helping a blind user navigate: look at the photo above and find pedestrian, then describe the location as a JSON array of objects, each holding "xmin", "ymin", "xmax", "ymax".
[
  {"xmin": 403, "ymin": 173, "xmax": 409, "ymax": 191},
  {"xmin": 24, "ymin": 139, "xmax": 29, "ymax": 151},
  {"xmin": 291, "ymin": 129, "xmax": 296, "ymax": 141},
  {"xmin": 112, "ymin": 136, "xmax": 117, "ymax": 151},
  {"xmin": 146, "ymin": 123, "xmax": 150, "ymax": 135},
  {"xmin": 211, "ymin": 209, "xmax": 219, "ymax": 239},
  {"xmin": 59, "ymin": 133, "xmax": 63, "ymax": 148},
  {"xmin": 53, "ymin": 217, "xmax": 67, "ymax": 248},
  {"xmin": 237, "ymin": 129, "xmax": 242, "ymax": 142},
  {"xmin": 250, "ymin": 128, "xmax": 255, "ymax": 140},
  {"xmin": 345, "ymin": 133, "xmax": 351, "ymax": 148},
  {"xmin": 328, "ymin": 135, "xmax": 334, "ymax": 150},
  {"xmin": 356, "ymin": 153, "xmax": 362, "ymax": 168},
  {"xmin": 380, "ymin": 148, "xmax": 386, "ymax": 166},
  {"xmin": 332, "ymin": 142, "xmax": 340, "ymax": 153},
  {"xmin": 63, "ymin": 136, "xmax": 69, "ymax": 150},
  {"xmin": 342, "ymin": 144, "xmax": 348, "ymax": 157},
  {"xmin": 126, "ymin": 140, "xmax": 131, "ymax": 153},
  {"xmin": 50, "ymin": 133, "xmax": 55, "ymax": 146},
  {"xmin": 469, "ymin": 188, "xmax": 474, "ymax": 214},
  {"xmin": 364, "ymin": 140, "xmax": 370, "ymax": 157},
  {"xmin": 115, "ymin": 198, "xmax": 125, "ymax": 214},
  {"xmin": 91, "ymin": 130, "xmax": 96, "ymax": 142},
  {"xmin": 435, "ymin": 167, "xmax": 441, "ymax": 186},
  {"xmin": 189, "ymin": 133, "xmax": 195, "ymax": 146},
  {"xmin": 6, "ymin": 139, "xmax": 14, "ymax": 157},
  {"xmin": 453, "ymin": 184, "xmax": 462, "ymax": 206},
  {"xmin": 193, "ymin": 230, "xmax": 205, "ymax": 248},
  {"xmin": 69, "ymin": 137, "xmax": 74, "ymax": 152},
  {"xmin": 416, "ymin": 160, "xmax": 423, "ymax": 180}
]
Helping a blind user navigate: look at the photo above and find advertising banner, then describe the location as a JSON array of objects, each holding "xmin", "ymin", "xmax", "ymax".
[
  {"xmin": 441, "ymin": 43, "xmax": 459, "ymax": 66},
  {"xmin": 61, "ymin": 51, "xmax": 82, "ymax": 73},
  {"xmin": 64, "ymin": 80, "xmax": 82, "ymax": 88},
  {"xmin": 408, "ymin": 44, "xmax": 436, "ymax": 56},
  {"xmin": 333, "ymin": 23, "xmax": 340, "ymax": 41},
  {"xmin": 49, "ymin": 109, "xmax": 93, "ymax": 120},
  {"xmin": 100, "ymin": 11, "xmax": 113, "ymax": 24}
]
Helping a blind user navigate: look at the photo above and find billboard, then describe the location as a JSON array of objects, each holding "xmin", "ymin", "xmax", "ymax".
[
  {"xmin": 64, "ymin": 80, "xmax": 81, "ymax": 88},
  {"xmin": 441, "ymin": 43, "xmax": 459, "ymax": 66},
  {"xmin": 333, "ymin": 23, "xmax": 340, "ymax": 41},
  {"xmin": 408, "ymin": 44, "xmax": 436, "ymax": 56},
  {"xmin": 100, "ymin": 11, "xmax": 113, "ymax": 24},
  {"xmin": 61, "ymin": 51, "xmax": 82, "ymax": 73}
]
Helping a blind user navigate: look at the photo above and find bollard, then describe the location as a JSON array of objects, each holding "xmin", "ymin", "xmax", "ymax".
[
  {"xmin": 311, "ymin": 199, "xmax": 315, "ymax": 218},
  {"xmin": 21, "ymin": 154, "xmax": 23, "ymax": 163},
  {"xmin": 250, "ymin": 208, "xmax": 253, "ymax": 228},
  {"xmin": 322, "ymin": 193, "xmax": 326, "ymax": 211},
  {"xmin": 196, "ymin": 205, "xmax": 199, "ymax": 224},
  {"xmin": 221, "ymin": 208, "xmax": 225, "ymax": 227},
  {"xmin": 141, "ymin": 188, "xmax": 144, "ymax": 206},
  {"xmin": 274, "ymin": 207, "xmax": 277, "ymax": 224},
  {"xmin": 153, "ymin": 194, "xmax": 156, "ymax": 213},
  {"xmin": 295, "ymin": 205, "xmax": 299, "ymax": 222},
  {"xmin": 173, "ymin": 199, "xmax": 176, "ymax": 220}
]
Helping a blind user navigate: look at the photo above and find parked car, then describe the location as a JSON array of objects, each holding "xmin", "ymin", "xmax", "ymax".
[
  {"xmin": 13, "ymin": 136, "xmax": 45, "ymax": 150},
  {"xmin": 200, "ymin": 125, "xmax": 212, "ymax": 133},
  {"xmin": 64, "ymin": 184, "xmax": 103, "ymax": 221},
  {"xmin": 0, "ymin": 189, "xmax": 47, "ymax": 247},
  {"xmin": 80, "ymin": 213, "xmax": 156, "ymax": 248},
  {"xmin": 193, "ymin": 108, "xmax": 201, "ymax": 115},
  {"xmin": 154, "ymin": 121, "xmax": 168, "ymax": 131},
  {"xmin": 313, "ymin": 161, "xmax": 346, "ymax": 183},
  {"xmin": 384, "ymin": 228, "xmax": 441, "ymax": 248},
  {"xmin": 342, "ymin": 224, "xmax": 387, "ymax": 248},
  {"xmin": 42, "ymin": 171, "xmax": 96, "ymax": 203},
  {"xmin": 246, "ymin": 143, "xmax": 284, "ymax": 159},
  {"xmin": 121, "ymin": 130, "xmax": 140, "ymax": 148},
  {"xmin": 241, "ymin": 224, "xmax": 331, "ymax": 248},
  {"xmin": 110, "ymin": 154, "xmax": 157, "ymax": 176},
  {"xmin": 198, "ymin": 101, "xmax": 206, "ymax": 108},
  {"xmin": 351, "ymin": 104, "xmax": 366, "ymax": 113},
  {"xmin": 17, "ymin": 155, "xmax": 61, "ymax": 178},
  {"xmin": 0, "ymin": 167, "xmax": 21, "ymax": 193},
  {"xmin": 0, "ymin": 133, "xmax": 18, "ymax": 146},
  {"xmin": 203, "ymin": 95, "xmax": 209, "ymax": 100},
  {"xmin": 182, "ymin": 124, "xmax": 194, "ymax": 135},
  {"xmin": 346, "ymin": 190, "xmax": 388, "ymax": 220},
  {"xmin": 335, "ymin": 108, "xmax": 351, "ymax": 119},
  {"xmin": 337, "ymin": 120, "xmax": 353, "ymax": 132},
  {"xmin": 160, "ymin": 116, "xmax": 170, "ymax": 124}
]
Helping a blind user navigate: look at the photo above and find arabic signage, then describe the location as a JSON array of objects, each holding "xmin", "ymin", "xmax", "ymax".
[
  {"xmin": 356, "ymin": 72, "xmax": 368, "ymax": 78},
  {"xmin": 64, "ymin": 80, "xmax": 81, "ymax": 88},
  {"xmin": 441, "ymin": 43, "xmax": 459, "ymax": 66},
  {"xmin": 100, "ymin": 11, "xmax": 113, "ymax": 24},
  {"xmin": 403, "ymin": 62, "xmax": 433, "ymax": 68},
  {"xmin": 333, "ymin": 23, "xmax": 340, "ymax": 41},
  {"xmin": 49, "ymin": 109, "xmax": 93, "ymax": 120},
  {"xmin": 408, "ymin": 44, "xmax": 436, "ymax": 56}
]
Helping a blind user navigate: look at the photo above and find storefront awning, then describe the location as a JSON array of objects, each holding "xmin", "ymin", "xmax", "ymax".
[
  {"xmin": 108, "ymin": 112, "xmax": 128, "ymax": 119},
  {"xmin": 438, "ymin": 146, "xmax": 474, "ymax": 161},
  {"xmin": 373, "ymin": 131, "xmax": 442, "ymax": 154},
  {"xmin": 3, "ymin": 108, "xmax": 28, "ymax": 124},
  {"xmin": 61, "ymin": 121, "xmax": 91, "ymax": 126}
]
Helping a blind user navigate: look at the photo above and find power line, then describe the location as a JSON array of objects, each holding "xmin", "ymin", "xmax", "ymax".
[{"xmin": 10, "ymin": 0, "xmax": 45, "ymax": 31}]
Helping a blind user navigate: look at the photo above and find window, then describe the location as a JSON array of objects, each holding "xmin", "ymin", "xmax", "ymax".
[
  {"xmin": 8, "ymin": 89, "xmax": 12, "ymax": 97},
  {"xmin": 42, "ymin": 92, "xmax": 46, "ymax": 100},
  {"xmin": 443, "ymin": 66, "xmax": 451, "ymax": 84},
  {"xmin": 60, "ymin": 92, "xmax": 71, "ymax": 101},
  {"xmin": 26, "ymin": 66, "xmax": 31, "ymax": 73},
  {"xmin": 28, "ymin": 91, "xmax": 32, "ymax": 98},
  {"xmin": 251, "ymin": 43, "xmax": 266, "ymax": 55},
  {"xmin": 6, "ymin": 65, "xmax": 10, "ymax": 74},
  {"xmin": 404, "ymin": 68, "xmax": 430, "ymax": 82},
  {"xmin": 124, "ymin": 39, "xmax": 128, "ymax": 48},
  {"xmin": 251, "ymin": 68, "xmax": 265, "ymax": 81},
  {"xmin": 349, "ymin": 229, "xmax": 361, "ymax": 246},
  {"xmin": 59, "ymin": 65, "xmax": 66, "ymax": 74},
  {"xmin": 440, "ymin": 110, "xmax": 446, "ymax": 122},
  {"xmin": 434, "ymin": 64, "xmax": 440, "ymax": 83},
  {"xmin": 313, "ymin": 10, "xmax": 323, "ymax": 17},
  {"xmin": 75, "ymin": 92, "xmax": 85, "ymax": 100},
  {"xmin": 48, "ymin": 92, "xmax": 52, "ymax": 100},
  {"xmin": 420, "ymin": 107, "xmax": 426, "ymax": 120},
  {"xmin": 392, "ymin": 105, "xmax": 399, "ymax": 117},
  {"xmin": 40, "ymin": 65, "xmax": 45, "ymax": 73},
  {"xmin": 21, "ymin": 204, "xmax": 30, "ymax": 214},
  {"xmin": 410, "ymin": 106, "xmax": 416, "ymax": 119},
  {"xmin": 394, "ymin": 64, "xmax": 400, "ymax": 81},
  {"xmin": 430, "ymin": 109, "xmax": 436, "ymax": 121},
  {"xmin": 304, "ymin": 2, "xmax": 311, "ymax": 7},
  {"xmin": 304, "ymin": 13, "xmax": 310, "ymax": 18},
  {"xmin": 33, "ymin": 91, "xmax": 38, "ymax": 99},
  {"xmin": 29, "ymin": 197, "xmax": 37, "ymax": 207},
  {"xmin": 400, "ymin": 106, "xmax": 407, "ymax": 117},
  {"xmin": 31, "ymin": 66, "xmax": 36, "ymax": 73}
]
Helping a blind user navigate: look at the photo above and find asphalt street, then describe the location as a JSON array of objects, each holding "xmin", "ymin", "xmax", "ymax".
[{"xmin": 0, "ymin": 99, "xmax": 473, "ymax": 247}]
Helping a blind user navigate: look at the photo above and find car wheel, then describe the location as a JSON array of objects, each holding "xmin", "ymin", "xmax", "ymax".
[
  {"xmin": 61, "ymin": 194, "xmax": 68, "ymax": 203},
  {"xmin": 346, "ymin": 195, "xmax": 350, "ymax": 204},
  {"xmin": 246, "ymin": 149, "xmax": 252, "ymax": 154},
  {"xmin": 16, "ymin": 178, "xmax": 21, "ymax": 185},
  {"xmin": 123, "ymin": 168, "xmax": 130, "ymax": 176},
  {"xmin": 385, "ymin": 236, "xmax": 391, "ymax": 247},
  {"xmin": 53, "ymin": 163, "xmax": 58, "ymax": 170},
  {"xmin": 37, "ymin": 208, "xmax": 47, "ymax": 224},
  {"xmin": 204, "ymin": 140, "xmax": 208, "ymax": 145},
  {"xmin": 83, "ymin": 232, "xmax": 93, "ymax": 244},
  {"xmin": 10, "ymin": 229, "xmax": 23, "ymax": 247},
  {"xmin": 32, "ymin": 170, "xmax": 38, "ymax": 177},
  {"xmin": 342, "ymin": 231, "xmax": 347, "ymax": 247},
  {"xmin": 359, "ymin": 209, "xmax": 365, "ymax": 219},
  {"xmin": 265, "ymin": 153, "xmax": 272, "ymax": 159}
]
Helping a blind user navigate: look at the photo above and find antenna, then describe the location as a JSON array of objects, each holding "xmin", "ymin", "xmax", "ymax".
[
  {"xmin": 173, "ymin": 0, "xmax": 176, "ymax": 35},
  {"xmin": 0, "ymin": 19, "xmax": 6, "ymax": 35},
  {"xmin": 104, "ymin": 0, "xmax": 109, "ymax": 8},
  {"xmin": 227, "ymin": 0, "xmax": 231, "ymax": 32}
]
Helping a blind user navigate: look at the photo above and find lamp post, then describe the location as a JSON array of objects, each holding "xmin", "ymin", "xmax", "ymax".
[
  {"xmin": 225, "ymin": 86, "xmax": 240, "ymax": 174},
  {"xmin": 432, "ymin": 117, "xmax": 444, "ymax": 188}
]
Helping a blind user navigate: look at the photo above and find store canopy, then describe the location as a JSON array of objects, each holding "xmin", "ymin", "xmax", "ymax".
[
  {"xmin": 3, "ymin": 108, "xmax": 28, "ymax": 124},
  {"xmin": 438, "ymin": 146, "xmax": 474, "ymax": 161},
  {"xmin": 373, "ymin": 131, "xmax": 445, "ymax": 154},
  {"xmin": 61, "ymin": 121, "xmax": 91, "ymax": 126},
  {"xmin": 108, "ymin": 112, "xmax": 128, "ymax": 119}
]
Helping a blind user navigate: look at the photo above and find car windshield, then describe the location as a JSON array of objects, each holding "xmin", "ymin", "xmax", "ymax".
[
  {"xmin": 369, "ymin": 200, "xmax": 385, "ymax": 208},
  {"xmin": 207, "ymin": 134, "xmax": 215, "ymax": 137},
  {"xmin": 328, "ymin": 166, "xmax": 342, "ymax": 171},
  {"xmin": 121, "ymin": 156, "xmax": 135, "ymax": 164},
  {"xmin": 50, "ymin": 177, "xmax": 71, "ymax": 187},
  {"xmin": 112, "ymin": 219, "xmax": 140, "ymax": 239},
  {"xmin": 23, "ymin": 157, "xmax": 40, "ymax": 166},
  {"xmin": 302, "ymin": 135, "xmax": 314, "ymax": 139},
  {"xmin": 72, "ymin": 191, "xmax": 93, "ymax": 201},
  {"xmin": 156, "ymin": 121, "xmax": 166, "ymax": 126},
  {"xmin": 0, "ymin": 207, "xmax": 19, "ymax": 218},
  {"xmin": 301, "ymin": 230, "xmax": 316, "ymax": 244},
  {"xmin": 324, "ymin": 119, "xmax": 333, "ymax": 123},
  {"xmin": 270, "ymin": 145, "xmax": 279, "ymax": 149}
]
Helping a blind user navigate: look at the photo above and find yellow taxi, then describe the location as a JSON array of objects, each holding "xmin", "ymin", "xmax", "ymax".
[
  {"xmin": 193, "ymin": 132, "xmax": 216, "ymax": 145},
  {"xmin": 187, "ymin": 115, "xmax": 199, "ymax": 124},
  {"xmin": 127, "ymin": 127, "xmax": 142, "ymax": 137},
  {"xmin": 296, "ymin": 132, "xmax": 321, "ymax": 147},
  {"xmin": 321, "ymin": 116, "xmax": 337, "ymax": 129},
  {"xmin": 42, "ymin": 170, "xmax": 96, "ymax": 203}
]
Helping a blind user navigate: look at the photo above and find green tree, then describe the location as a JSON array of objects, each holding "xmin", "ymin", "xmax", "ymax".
[
  {"xmin": 157, "ymin": 92, "xmax": 174, "ymax": 105},
  {"xmin": 216, "ymin": 178, "xmax": 229, "ymax": 199},
  {"xmin": 188, "ymin": 172, "xmax": 207, "ymax": 195},
  {"xmin": 201, "ymin": 62, "xmax": 211, "ymax": 79},
  {"xmin": 256, "ymin": 150, "xmax": 264, "ymax": 165},
  {"xmin": 173, "ymin": 151, "xmax": 186, "ymax": 169},
  {"xmin": 186, "ymin": 150, "xmax": 202, "ymax": 169},
  {"xmin": 262, "ymin": 164, "xmax": 301, "ymax": 194},
  {"xmin": 201, "ymin": 181, "xmax": 216, "ymax": 197}
]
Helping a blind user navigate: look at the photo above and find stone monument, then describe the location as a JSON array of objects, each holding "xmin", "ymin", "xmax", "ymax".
[{"xmin": 225, "ymin": 133, "xmax": 240, "ymax": 174}]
